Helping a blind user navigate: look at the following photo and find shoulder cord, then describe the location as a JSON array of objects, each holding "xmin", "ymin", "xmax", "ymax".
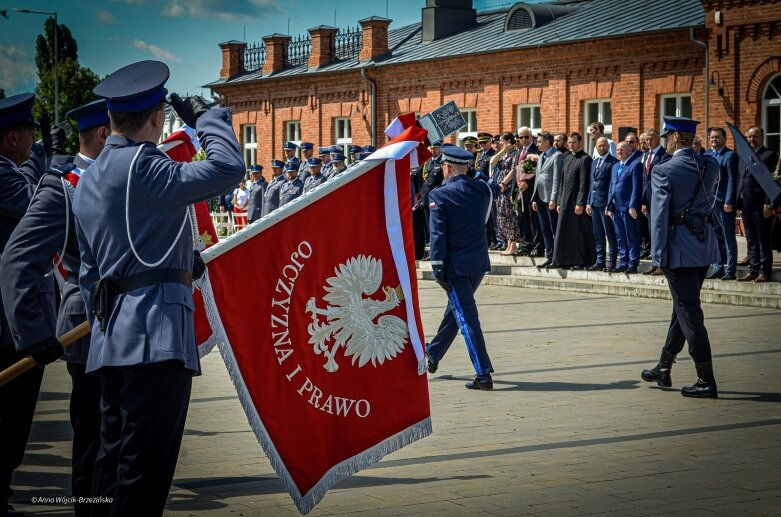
[
  {"xmin": 126, "ymin": 145, "xmax": 189, "ymax": 268},
  {"xmin": 44, "ymin": 177, "xmax": 74, "ymax": 277},
  {"xmin": 481, "ymin": 179, "xmax": 494, "ymax": 224}
]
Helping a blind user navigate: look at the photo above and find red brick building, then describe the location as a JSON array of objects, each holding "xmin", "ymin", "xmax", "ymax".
[{"xmin": 206, "ymin": 0, "xmax": 781, "ymax": 177}]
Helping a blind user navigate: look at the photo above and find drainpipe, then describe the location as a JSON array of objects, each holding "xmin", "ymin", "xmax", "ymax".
[
  {"xmin": 361, "ymin": 67, "xmax": 377, "ymax": 147},
  {"xmin": 690, "ymin": 27, "xmax": 709, "ymax": 130}
]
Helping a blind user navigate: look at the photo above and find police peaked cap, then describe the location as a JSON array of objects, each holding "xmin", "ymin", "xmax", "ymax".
[
  {"xmin": 271, "ymin": 159, "xmax": 285, "ymax": 168},
  {"xmin": 660, "ymin": 116, "xmax": 700, "ymax": 138},
  {"xmin": 283, "ymin": 141, "xmax": 298, "ymax": 150},
  {"xmin": 307, "ymin": 157, "xmax": 322, "ymax": 166},
  {"xmin": 93, "ymin": 60, "xmax": 169, "ymax": 113},
  {"xmin": 249, "ymin": 164, "xmax": 263, "ymax": 172},
  {"xmin": 300, "ymin": 142, "xmax": 314, "ymax": 150},
  {"xmin": 66, "ymin": 100, "xmax": 110, "ymax": 132},
  {"xmin": 0, "ymin": 93, "xmax": 38, "ymax": 129},
  {"xmin": 440, "ymin": 144, "xmax": 474, "ymax": 165}
]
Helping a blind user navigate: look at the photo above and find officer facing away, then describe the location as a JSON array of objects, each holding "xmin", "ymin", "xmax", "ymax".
[
  {"xmin": 425, "ymin": 144, "xmax": 496, "ymax": 390},
  {"xmin": 641, "ymin": 116, "xmax": 720, "ymax": 398},
  {"xmin": 72, "ymin": 60, "xmax": 245, "ymax": 515}
]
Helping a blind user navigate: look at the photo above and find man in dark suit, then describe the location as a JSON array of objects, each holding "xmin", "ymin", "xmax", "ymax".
[
  {"xmin": 606, "ymin": 141, "xmax": 643, "ymax": 274},
  {"xmin": 640, "ymin": 129, "xmax": 669, "ymax": 273},
  {"xmin": 246, "ymin": 164, "xmax": 267, "ymax": 223},
  {"xmin": 587, "ymin": 137, "xmax": 618, "ymax": 271},
  {"xmin": 508, "ymin": 126, "xmax": 541, "ymax": 256},
  {"xmin": 737, "ymin": 126, "xmax": 779, "ymax": 283},
  {"xmin": 707, "ymin": 127, "xmax": 739, "ymax": 280},
  {"xmin": 426, "ymin": 145, "xmax": 494, "ymax": 390},
  {"xmin": 641, "ymin": 116, "xmax": 720, "ymax": 398}
]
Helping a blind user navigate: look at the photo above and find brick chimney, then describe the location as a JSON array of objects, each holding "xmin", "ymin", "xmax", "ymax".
[
  {"xmin": 358, "ymin": 17, "xmax": 392, "ymax": 62},
  {"xmin": 262, "ymin": 33, "xmax": 291, "ymax": 75},
  {"xmin": 219, "ymin": 40, "xmax": 247, "ymax": 79},
  {"xmin": 422, "ymin": 0, "xmax": 476, "ymax": 42},
  {"xmin": 308, "ymin": 25, "xmax": 338, "ymax": 69}
]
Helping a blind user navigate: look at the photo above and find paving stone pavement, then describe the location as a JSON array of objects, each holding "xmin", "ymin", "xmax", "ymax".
[{"xmin": 10, "ymin": 281, "xmax": 781, "ymax": 516}]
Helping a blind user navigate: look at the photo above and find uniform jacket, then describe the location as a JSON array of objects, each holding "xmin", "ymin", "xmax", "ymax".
[
  {"xmin": 72, "ymin": 108, "xmax": 244, "ymax": 374},
  {"xmin": 428, "ymin": 175, "xmax": 492, "ymax": 278},
  {"xmin": 303, "ymin": 172, "xmax": 326, "ymax": 193},
  {"xmin": 475, "ymin": 148, "xmax": 495, "ymax": 178},
  {"xmin": 650, "ymin": 148, "xmax": 720, "ymax": 269},
  {"xmin": 0, "ymin": 145, "xmax": 46, "ymax": 348},
  {"xmin": 246, "ymin": 178, "xmax": 267, "ymax": 223},
  {"xmin": 711, "ymin": 146, "xmax": 739, "ymax": 206},
  {"xmin": 421, "ymin": 155, "xmax": 444, "ymax": 204},
  {"xmin": 531, "ymin": 148, "xmax": 563, "ymax": 204},
  {"xmin": 261, "ymin": 174, "xmax": 285, "ymax": 217},
  {"xmin": 607, "ymin": 157, "xmax": 643, "ymax": 212},
  {"xmin": 587, "ymin": 153, "xmax": 618, "ymax": 207},
  {"xmin": 738, "ymin": 145, "xmax": 779, "ymax": 211},
  {"xmin": 279, "ymin": 177, "xmax": 304, "ymax": 206},
  {"xmin": 0, "ymin": 167, "xmax": 82, "ymax": 360}
]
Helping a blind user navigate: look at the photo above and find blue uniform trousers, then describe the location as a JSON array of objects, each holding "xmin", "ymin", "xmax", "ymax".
[
  {"xmin": 0, "ymin": 347, "xmax": 43, "ymax": 508},
  {"xmin": 591, "ymin": 206, "xmax": 617, "ymax": 266},
  {"xmin": 91, "ymin": 361, "xmax": 191, "ymax": 517},
  {"xmin": 742, "ymin": 210, "xmax": 773, "ymax": 275},
  {"xmin": 612, "ymin": 210, "xmax": 640, "ymax": 269},
  {"xmin": 711, "ymin": 207, "xmax": 737, "ymax": 276},
  {"xmin": 66, "ymin": 362, "xmax": 102, "ymax": 517},
  {"xmin": 661, "ymin": 266, "xmax": 713, "ymax": 363},
  {"xmin": 427, "ymin": 274, "xmax": 493, "ymax": 376},
  {"xmin": 536, "ymin": 206, "xmax": 558, "ymax": 260}
]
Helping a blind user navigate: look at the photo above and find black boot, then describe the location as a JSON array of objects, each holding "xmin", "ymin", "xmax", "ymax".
[
  {"xmin": 465, "ymin": 374, "xmax": 493, "ymax": 391},
  {"xmin": 681, "ymin": 362, "xmax": 718, "ymax": 399},
  {"xmin": 641, "ymin": 350, "xmax": 675, "ymax": 387}
]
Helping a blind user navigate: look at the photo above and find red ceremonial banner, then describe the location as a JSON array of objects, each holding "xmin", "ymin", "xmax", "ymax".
[{"xmin": 199, "ymin": 136, "xmax": 432, "ymax": 513}]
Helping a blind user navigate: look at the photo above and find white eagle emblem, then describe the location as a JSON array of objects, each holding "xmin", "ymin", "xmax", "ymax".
[{"xmin": 305, "ymin": 255, "xmax": 408, "ymax": 373}]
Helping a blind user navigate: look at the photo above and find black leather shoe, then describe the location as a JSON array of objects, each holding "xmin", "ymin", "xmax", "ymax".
[
  {"xmin": 641, "ymin": 350, "xmax": 675, "ymax": 387},
  {"xmin": 536, "ymin": 260, "xmax": 552, "ymax": 269},
  {"xmin": 613, "ymin": 266, "xmax": 627, "ymax": 273},
  {"xmin": 426, "ymin": 356, "xmax": 438, "ymax": 374},
  {"xmin": 721, "ymin": 274, "xmax": 736, "ymax": 281},
  {"xmin": 642, "ymin": 266, "xmax": 658, "ymax": 275},
  {"xmin": 465, "ymin": 374, "xmax": 493, "ymax": 391},
  {"xmin": 640, "ymin": 251, "xmax": 651, "ymax": 259},
  {"xmin": 570, "ymin": 265, "xmax": 584, "ymax": 271},
  {"xmin": 681, "ymin": 362, "xmax": 718, "ymax": 398},
  {"xmin": 587, "ymin": 263, "xmax": 605, "ymax": 271},
  {"xmin": 706, "ymin": 270, "xmax": 725, "ymax": 280}
]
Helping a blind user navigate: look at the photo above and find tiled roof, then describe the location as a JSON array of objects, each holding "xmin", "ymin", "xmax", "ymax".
[{"xmin": 206, "ymin": 0, "xmax": 704, "ymax": 88}]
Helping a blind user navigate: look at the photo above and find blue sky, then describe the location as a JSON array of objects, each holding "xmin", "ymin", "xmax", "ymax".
[{"xmin": 1, "ymin": 0, "xmax": 511, "ymax": 99}]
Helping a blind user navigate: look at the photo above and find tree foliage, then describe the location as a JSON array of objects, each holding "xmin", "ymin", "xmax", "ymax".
[{"xmin": 32, "ymin": 18, "xmax": 101, "ymax": 155}]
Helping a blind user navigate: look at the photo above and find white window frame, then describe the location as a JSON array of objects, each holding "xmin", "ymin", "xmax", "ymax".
[
  {"xmin": 456, "ymin": 109, "xmax": 478, "ymax": 147},
  {"xmin": 242, "ymin": 124, "xmax": 257, "ymax": 168},
  {"xmin": 334, "ymin": 117, "xmax": 352, "ymax": 161},
  {"xmin": 285, "ymin": 121, "xmax": 302, "ymax": 158},
  {"xmin": 659, "ymin": 94, "xmax": 693, "ymax": 134},
  {"xmin": 516, "ymin": 104, "xmax": 541, "ymax": 135},
  {"xmin": 761, "ymin": 73, "xmax": 781, "ymax": 156},
  {"xmin": 584, "ymin": 99, "xmax": 613, "ymax": 153}
]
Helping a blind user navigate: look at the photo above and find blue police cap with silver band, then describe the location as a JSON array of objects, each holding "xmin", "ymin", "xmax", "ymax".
[
  {"xmin": 284, "ymin": 163, "xmax": 298, "ymax": 172},
  {"xmin": 249, "ymin": 164, "xmax": 263, "ymax": 173},
  {"xmin": 331, "ymin": 153, "xmax": 346, "ymax": 162},
  {"xmin": 93, "ymin": 60, "xmax": 169, "ymax": 113},
  {"xmin": 349, "ymin": 145, "xmax": 362, "ymax": 154},
  {"xmin": 0, "ymin": 93, "xmax": 38, "ymax": 129},
  {"xmin": 271, "ymin": 159, "xmax": 285, "ymax": 168},
  {"xmin": 299, "ymin": 142, "xmax": 313, "ymax": 151},
  {"xmin": 362, "ymin": 145, "xmax": 376, "ymax": 153},
  {"xmin": 66, "ymin": 100, "xmax": 110, "ymax": 132},
  {"xmin": 318, "ymin": 146, "xmax": 330, "ymax": 156},
  {"xmin": 328, "ymin": 145, "xmax": 342, "ymax": 153},
  {"xmin": 307, "ymin": 157, "xmax": 322, "ymax": 166},
  {"xmin": 440, "ymin": 144, "xmax": 474, "ymax": 165},
  {"xmin": 660, "ymin": 116, "xmax": 700, "ymax": 138},
  {"xmin": 283, "ymin": 141, "xmax": 298, "ymax": 150}
]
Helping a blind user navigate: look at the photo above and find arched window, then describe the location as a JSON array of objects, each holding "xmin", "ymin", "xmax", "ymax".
[{"xmin": 762, "ymin": 73, "xmax": 781, "ymax": 156}]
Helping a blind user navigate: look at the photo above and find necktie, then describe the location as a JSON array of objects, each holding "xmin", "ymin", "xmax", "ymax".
[
  {"xmin": 596, "ymin": 157, "xmax": 603, "ymax": 170},
  {"xmin": 516, "ymin": 147, "xmax": 528, "ymax": 183},
  {"xmin": 712, "ymin": 150, "xmax": 718, "ymax": 157},
  {"xmin": 645, "ymin": 152, "xmax": 653, "ymax": 176},
  {"xmin": 617, "ymin": 162, "xmax": 624, "ymax": 177}
]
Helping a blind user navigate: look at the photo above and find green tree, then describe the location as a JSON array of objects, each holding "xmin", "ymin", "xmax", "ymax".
[{"xmin": 32, "ymin": 17, "xmax": 101, "ymax": 155}]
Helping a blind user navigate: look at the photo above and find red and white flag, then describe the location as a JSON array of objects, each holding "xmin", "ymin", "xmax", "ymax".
[{"xmin": 198, "ymin": 126, "xmax": 432, "ymax": 513}]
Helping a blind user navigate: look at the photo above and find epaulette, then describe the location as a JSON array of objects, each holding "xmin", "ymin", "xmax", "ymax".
[{"xmin": 47, "ymin": 162, "xmax": 77, "ymax": 178}]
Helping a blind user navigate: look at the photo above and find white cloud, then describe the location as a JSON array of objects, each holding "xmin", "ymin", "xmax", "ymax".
[
  {"xmin": 162, "ymin": 0, "xmax": 284, "ymax": 22},
  {"xmin": 0, "ymin": 46, "xmax": 38, "ymax": 93},
  {"xmin": 96, "ymin": 9, "xmax": 117, "ymax": 24},
  {"xmin": 130, "ymin": 39, "xmax": 182, "ymax": 63}
]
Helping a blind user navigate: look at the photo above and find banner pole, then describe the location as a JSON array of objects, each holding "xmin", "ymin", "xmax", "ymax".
[{"xmin": 0, "ymin": 321, "xmax": 90, "ymax": 387}]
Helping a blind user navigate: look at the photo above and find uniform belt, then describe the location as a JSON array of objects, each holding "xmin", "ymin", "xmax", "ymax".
[
  {"xmin": 668, "ymin": 214, "xmax": 711, "ymax": 225},
  {"xmin": 91, "ymin": 269, "xmax": 192, "ymax": 332}
]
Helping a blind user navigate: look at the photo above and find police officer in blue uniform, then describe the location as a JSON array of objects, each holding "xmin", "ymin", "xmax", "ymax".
[
  {"xmin": 261, "ymin": 159, "xmax": 286, "ymax": 218},
  {"xmin": 425, "ymin": 144, "xmax": 495, "ymax": 390},
  {"xmin": 362, "ymin": 145, "xmax": 376, "ymax": 155},
  {"xmin": 303, "ymin": 157, "xmax": 325, "ymax": 193},
  {"xmin": 71, "ymin": 60, "xmax": 245, "ymax": 515},
  {"xmin": 0, "ymin": 92, "xmax": 49, "ymax": 517},
  {"xmin": 349, "ymin": 144, "xmax": 362, "ymax": 163},
  {"xmin": 246, "ymin": 164, "xmax": 267, "ymax": 223},
  {"xmin": 279, "ymin": 163, "xmax": 304, "ymax": 206},
  {"xmin": 325, "ymin": 153, "xmax": 346, "ymax": 180},
  {"xmin": 641, "ymin": 116, "xmax": 720, "ymax": 398},
  {"xmin": 0, "ymin": 99, "xmax": 111, "ymax": 517},
  {"xmin": 283, "ymin": 140, "xmax": 298, "ymax": 165},
  {"xmin": 297, "ymin": 142, "xmax": 314, "ymax": 180}
]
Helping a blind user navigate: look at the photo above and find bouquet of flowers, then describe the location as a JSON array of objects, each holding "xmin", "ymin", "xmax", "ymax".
[{"xmin": 520, "ymin": 153, "xmax": 539, "ymax": 174}]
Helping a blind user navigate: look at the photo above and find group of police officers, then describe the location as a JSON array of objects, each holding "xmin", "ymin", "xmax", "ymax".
[{"xmin": 0, "ymin": 54, "xmax": 744, "ymax": 516}]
